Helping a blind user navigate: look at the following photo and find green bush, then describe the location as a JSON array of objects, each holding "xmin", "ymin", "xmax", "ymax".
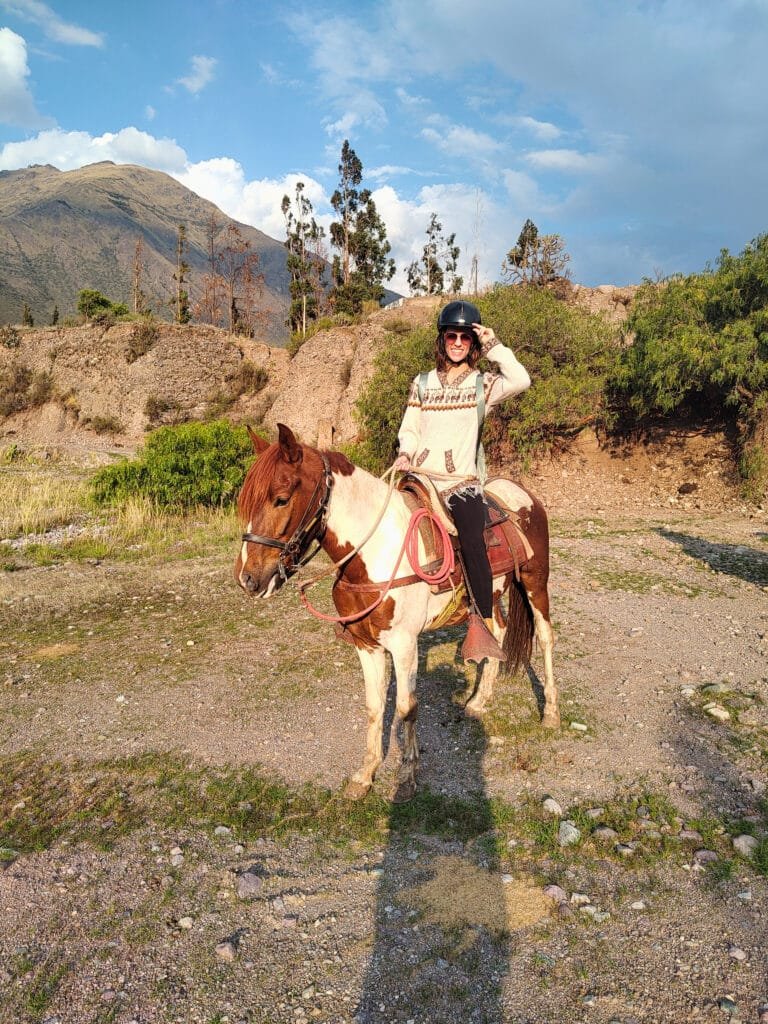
[
  {"xmin": 353, "ymin": 286, "xmax": 621, "ymax": 472},
  {"xmin": 612, "ymin": 235, "xmax": 768, "ymax": 499},
  {"xmin": 91, "ymin": 420, "xmax": 258, "ymax": 509},
  {"xmin": 478, "ymin": 286, "xmax": 621, "ymax": 458}
]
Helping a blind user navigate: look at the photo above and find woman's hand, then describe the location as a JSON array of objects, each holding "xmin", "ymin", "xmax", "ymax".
[
  {"xmin": 393, "ymin": 453, "xmax": 411, "ymax": 472},
  {"xmin": 474, "ymin": 323, "xmax": 497, "ymax": 352}
]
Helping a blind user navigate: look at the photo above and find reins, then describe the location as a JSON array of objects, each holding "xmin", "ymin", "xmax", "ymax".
[{"xmin": 297, "ymin": 465, "xmax": 455, "ymax": 625}]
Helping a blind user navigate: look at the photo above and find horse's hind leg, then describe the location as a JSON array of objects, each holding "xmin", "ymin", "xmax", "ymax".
[
  {"xmin": 388, "ymin": 632, "xmax": 420, "ymax": 803},
  {"xmin": 523, "ymin": 570, "xmax": 559, "ymax": 728},
  {"xmin": 344, "ymin": 645, "xmax": 388, "ymax": 801}
]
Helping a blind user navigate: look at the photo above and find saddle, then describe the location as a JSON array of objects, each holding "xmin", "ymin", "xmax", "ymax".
[{"xmin": 397, "ymin": 473, "xmax": 534, "ymax": 592}]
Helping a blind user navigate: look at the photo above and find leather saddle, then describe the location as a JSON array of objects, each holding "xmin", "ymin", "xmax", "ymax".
[{"xmin": 397, "ymin": 473, "xmax": 534, "ymax": 591}]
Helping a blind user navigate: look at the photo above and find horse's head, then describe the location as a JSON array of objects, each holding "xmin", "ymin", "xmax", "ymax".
[{"xmin": 234, "ymin": 423, "xmax": 328, "ymax": 598}]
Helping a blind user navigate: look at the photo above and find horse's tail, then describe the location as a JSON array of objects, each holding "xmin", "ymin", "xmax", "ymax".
[{"xmin": 501, "ymin": 575, "xmax": 534, "ymax": 677}]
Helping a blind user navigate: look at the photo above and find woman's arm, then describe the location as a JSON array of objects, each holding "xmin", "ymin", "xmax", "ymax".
[
  {"xmin": 474, "ymin": 323, "xmax": 530, "ymax": 407},
  {"xmin": 396, "ymin": 377, "xmax": 422, "ymax": 463}
]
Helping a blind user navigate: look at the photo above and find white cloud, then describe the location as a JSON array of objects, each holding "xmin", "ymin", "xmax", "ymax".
[
  {"xmin": 1, "ymin": 0, "xmax": 104, "ymax": 46},
  {"xmin": 524, "ymin": 148, "xmax": 607, "ymax": 173},
  {"xmin": 421, "ymin": 120, "xmax": 504, "ymax": 159},
  {"xmin": 372, "ymin": 182, "xmax": 517, "ymax": 294},
  {"xmin": 0, "ymin": 126, "xmax": 187, "ymax": 172},
  {"xmin": 511, "ymin": 116, "xmax": 562, "ymax": 142},
  {"xmin": 323, "ymin": 111, "xmax": 360, "ymax": 140},
  {"xmin": 144, "ymin": 105, "xmax": 156, "ymax": 121},
  {"xmin": 176, "ymin": 55, "xmax": 217, "ymax": 95},
  {"xmin": 0, "ymin": 27, "xmax": 53, "ymax": 127}
]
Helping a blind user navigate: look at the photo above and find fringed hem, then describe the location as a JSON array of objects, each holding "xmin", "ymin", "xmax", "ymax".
[{"xmin": 440, "ymin": 478, "xmax": 483, "ymax": 501}]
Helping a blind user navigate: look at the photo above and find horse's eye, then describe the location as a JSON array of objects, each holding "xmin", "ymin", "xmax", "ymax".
[{"xmin": 274, "ymin": 496, "xmax": 289, "ymax": 508}]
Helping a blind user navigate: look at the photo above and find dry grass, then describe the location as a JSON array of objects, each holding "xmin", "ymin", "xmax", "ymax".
[{"xmin": 0, "ymin": 465, "xmax": 89, "ymax": 538}]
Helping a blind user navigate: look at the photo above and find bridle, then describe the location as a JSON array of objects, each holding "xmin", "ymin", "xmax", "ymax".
[{"xmin": 241, "ymin": 453, "xmax": 334, "ymax": 583}]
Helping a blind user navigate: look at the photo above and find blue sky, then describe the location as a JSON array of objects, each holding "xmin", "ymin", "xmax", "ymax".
[{"xmin": 1, "ymin": 0, "xmax": 767, "ymax": 293}]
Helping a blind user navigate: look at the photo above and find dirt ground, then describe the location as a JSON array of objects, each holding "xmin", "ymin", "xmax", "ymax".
[{"xmin": 1, "ymin": 431, "xmax": 768, "ymax": 1024}]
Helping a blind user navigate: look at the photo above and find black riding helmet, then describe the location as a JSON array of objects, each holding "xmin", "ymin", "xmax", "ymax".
[{"xmin": 437, "ymin": 300, "xmax": 482, "ymax": 332}]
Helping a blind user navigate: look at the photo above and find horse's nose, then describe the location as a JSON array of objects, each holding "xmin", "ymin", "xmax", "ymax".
[{"xmin": 240, "ymin": 570, "xmax": 259, "ymax": 595}]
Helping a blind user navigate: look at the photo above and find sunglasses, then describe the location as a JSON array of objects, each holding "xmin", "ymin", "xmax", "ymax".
[{"xmin": 444, "ymin": 330, "xmax": 474, "ymax": 343}]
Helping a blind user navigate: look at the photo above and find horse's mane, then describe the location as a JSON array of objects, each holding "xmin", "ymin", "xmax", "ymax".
[
  {"xmin": 237, "ymin": 445, "xmax": 282, "ymax": 522},
  {"xmin": 237, "ymin": 444, "xmax": 355, "ymax": 522}
]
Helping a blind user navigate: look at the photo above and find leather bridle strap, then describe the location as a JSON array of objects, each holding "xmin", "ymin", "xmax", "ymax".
[{"xmin": 241, "ymin": 454, "xmax": 334, "ymax": 579}]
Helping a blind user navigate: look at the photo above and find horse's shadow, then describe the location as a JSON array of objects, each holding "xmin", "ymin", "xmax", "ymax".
[
  {"xmin": 657, "ymin": 528, "xmax": 768, "ymax": 587},
  {"xmin": 357, "ymin": 635, "xmax": 511, "ymax": 1022}
]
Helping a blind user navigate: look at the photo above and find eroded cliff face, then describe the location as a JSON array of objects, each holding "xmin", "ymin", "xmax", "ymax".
[
  {"xmin": 0, "ymin": 321, "xmax": 289, "ymax": 449},
  {"xmin": 1, "ymin": 289, "xmax": 636, "ymax": 453}
]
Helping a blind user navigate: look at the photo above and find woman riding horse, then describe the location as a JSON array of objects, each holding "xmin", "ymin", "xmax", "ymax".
[{"xmin": 393, "ymin": 300, "xmax": 531, "ymax": 664}]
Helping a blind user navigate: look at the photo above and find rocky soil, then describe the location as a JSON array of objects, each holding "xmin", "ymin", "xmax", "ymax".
[{"xmin": 1, "ymin": 438, "xmax": 767, "ymax": 1023}]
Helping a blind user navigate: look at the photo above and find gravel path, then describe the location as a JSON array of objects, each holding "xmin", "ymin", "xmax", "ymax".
[{"xmin": 1, "ymin": 491, "xmax": 767, "ymax": 1023}]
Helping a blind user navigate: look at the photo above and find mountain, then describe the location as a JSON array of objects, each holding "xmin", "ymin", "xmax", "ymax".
[{"xmin": 0, "ymin": 162, "xmax": 291, "ymax": 344}]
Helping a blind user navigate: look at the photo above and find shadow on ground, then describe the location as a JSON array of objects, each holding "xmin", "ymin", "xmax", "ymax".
[{"xmin": 658, "ymin": 529, "xmax": 768, "ymax": 587}]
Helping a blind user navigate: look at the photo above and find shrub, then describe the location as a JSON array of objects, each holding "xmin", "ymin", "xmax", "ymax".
[
  {"xmin": 353, "ymin": 286, "xmax": 621, "ymax": 472},
  {"xmin": 0, "ymin": 326, "xmax": 20, "ymax": 349},
  {"xmin": 85, "ymin": 414, "xmax": 125, "ymax": 435},
  {"xmin": 478, "ymin": 286, "xmax": 621, "ymax": 459},
  {"xmin": 91, "ymin": 420, "xmax": 258, "ymax": 509},
  {"xmin": 125, "ymin": 318, "xmax": 159, "ymax": 363},
  {"xmin": 144, "ymin": 395, "xmax": 187, "ymax": 427},
  {"xmin": 0, "ymin": 364, "xmax": 53, "ymax": 417},
  {"xmin": 611, "ymin": 235, "xmax": 768, "ymax": 500}
]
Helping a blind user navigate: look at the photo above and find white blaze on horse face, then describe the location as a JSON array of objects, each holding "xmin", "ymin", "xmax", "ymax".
[{"xmin": 238, "ymin": 522, "xmax": 252, "ymax": 588}]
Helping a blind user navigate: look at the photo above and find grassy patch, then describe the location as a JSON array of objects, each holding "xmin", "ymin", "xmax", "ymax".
[{"xmin": 588, "ymin": 562, "xmax": 703, "ymax": 596}]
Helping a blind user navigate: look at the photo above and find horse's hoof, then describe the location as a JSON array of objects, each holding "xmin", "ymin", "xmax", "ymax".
[
  {"xmin": 392, "ymin": 780, "xmax": 416, "ymax": 804},
  {"xmin": 464, "ymin": 700, "xmax": 486, "ymax": 719},
  {"xmin": 343, "ymin": 779, "xmax": 371, "ymax": 801},
  {"xmin": 542, "ymin": 710, "xmax": 561, "ymax": 730}
]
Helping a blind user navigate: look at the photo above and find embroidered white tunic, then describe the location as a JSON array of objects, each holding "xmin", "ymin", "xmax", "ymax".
[{"xmin": 397, "ymin": 341, "xmax": 530, "ymax": 495}]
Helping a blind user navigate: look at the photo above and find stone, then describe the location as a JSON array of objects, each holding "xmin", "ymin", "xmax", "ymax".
[
  {"xmin": 542, "ymin": 797, "xmax": 563, "ymax": 816},
  {"xmin": 558, "ymin": 821, "xmax": 581, "ymax": 846},
  {"xmin": 543, "ymin": 884, "xmax": 567, "ymax": 904},
  {"xmin": 178, "ymin": 916, "xmax": 194, "ymax": 929},
  {"xmin": 593, "ymin": 826, "xmax": 618, "ymax": 842},
  {"xmin": 678, "ymin": 829, "xmax": 703, "ymax": 842},
  {"xmin": 630, "ymin": 901, "xmax": 646, "ymax": 911},
  {"xmin": 693, "ymin": 849, "xmax": 719, "ymax": 865},
  {"xmin": 615, "ymin": 843, "xmax": 635, "ymax": 857},
  {"xmin": 728, "ymin": 946, "xmax": 747, "ymax": 961},
  {"xmin": 585, "ymin": 807, "xmax": 605, "ymax": 819},
  {"xmin": 214, "ymin": 825, "xmax": 232, "ymax": 837},
  {"xmin": 701, "ymin": 682, "xmax": 731, "ymax": 695},
  {"xmin": 215, "ymin": 941, "xmax": 237, "ymax": 962},
  {"xmin": 732, "ymin": 834, "xmax": 758, "ymax": 858},
  {"xmin": 570, "ymin": 892, "xmax": 591, "ymax": 906},
  {"xmin": 236, "ymin": 872, "xmax": 264, "ymax": 899},
  {"xmin": 704, "ymin": 704, "xmax": 731, "ymax": 722},
  {"xmin": 569, "ymin": 721, "xmax": 588, "ymax": 732},
  {"xmin": 718, "ymin": 996, "xmax": 738, "ymax": 1014}
]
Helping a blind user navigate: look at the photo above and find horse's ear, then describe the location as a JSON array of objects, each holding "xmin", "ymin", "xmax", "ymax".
[
  {"xmin": 277, "ymin": 423, "xmax": 303, "ymax": 464},
  {"xmin": 247, "ymin": 425, "xmax": 270, "ymax": 454}
]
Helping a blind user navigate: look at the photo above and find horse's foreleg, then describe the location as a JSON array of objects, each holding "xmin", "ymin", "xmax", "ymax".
[
  {"xmin": 388, "ymin": 634, "xmax": 420, "ymax": 803},
  {"xmin": 344, "ymin": 646, "xmax": 389, "ymax": 801},
  {"xmin": 530, "ymin": 597, "xmax": 559, "ymax": 729}
]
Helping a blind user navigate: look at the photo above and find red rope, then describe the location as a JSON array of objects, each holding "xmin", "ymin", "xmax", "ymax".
[{"xmin": 299, "ymin": 507, "xmax": 454, "ymax": 625}]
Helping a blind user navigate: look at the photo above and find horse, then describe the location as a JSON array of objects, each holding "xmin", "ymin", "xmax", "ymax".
[{"xmin": 234, "ymin": 423, "xmax": 558, "ymax": 802}]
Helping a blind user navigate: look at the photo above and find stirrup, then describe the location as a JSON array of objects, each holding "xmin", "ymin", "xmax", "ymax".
[{"xmin": 461, "ymin": 614, "xmax": 506, "ymax": 664}]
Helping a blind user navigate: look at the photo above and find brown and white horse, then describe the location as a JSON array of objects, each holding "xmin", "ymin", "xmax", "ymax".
[{"xmin": 234, "ymin": 424, "xmax": 558, "ymax": 801}]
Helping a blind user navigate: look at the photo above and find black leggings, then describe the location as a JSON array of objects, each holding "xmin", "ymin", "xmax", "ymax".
[{"xmin": 445, "ymin": 490, "xmax": 492, "ymax": 618}]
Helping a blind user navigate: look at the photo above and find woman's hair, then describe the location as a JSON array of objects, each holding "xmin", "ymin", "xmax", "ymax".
[{"xmin": 435, "ymin": 328, "xmax": 482, "ymax": 372}]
